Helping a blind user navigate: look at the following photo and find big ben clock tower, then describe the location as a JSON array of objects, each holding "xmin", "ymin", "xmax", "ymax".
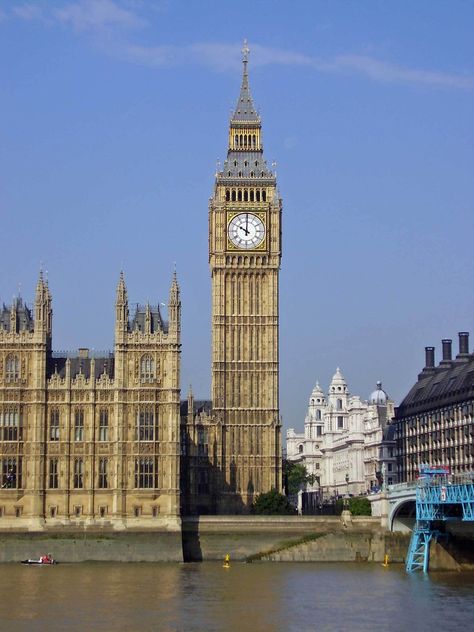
[{"xmin": 209, "ymin": 43, "xmax": 282, "ymax": 512}]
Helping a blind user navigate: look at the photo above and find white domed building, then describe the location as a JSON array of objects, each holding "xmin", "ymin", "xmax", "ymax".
[{"xmin": 286, "ymin": 370, "xmax": 397, "ymax": 499}]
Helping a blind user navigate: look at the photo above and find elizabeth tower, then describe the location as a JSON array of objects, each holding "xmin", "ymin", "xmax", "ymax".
[{"xmin": 209, "ymin": 45, "xmax": 282, "ymax": 512}]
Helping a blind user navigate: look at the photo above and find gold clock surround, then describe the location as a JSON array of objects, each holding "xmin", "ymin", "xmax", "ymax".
[{"xmin": 226, "ymin": 211, "xmax": 267, "ymax": 251}]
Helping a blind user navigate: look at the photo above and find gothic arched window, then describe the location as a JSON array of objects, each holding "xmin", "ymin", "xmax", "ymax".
[
  {"xmin": 140, "ymin": 355, "xmax": 155, "ymax": 382},
  {"xmin": 5, "ymin": 355, "xmax": 19, "ymax": 382},
  {"xmin": 298, "ymin": 444, "xmax": 304, "ymax": 454}
]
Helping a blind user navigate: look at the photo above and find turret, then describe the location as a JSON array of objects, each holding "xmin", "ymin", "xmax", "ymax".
[
  {"xmin": 187, "ymin": 384, "xmax": 194, "ymax": 420},
  {"xmin": 34, "ymin": 270, "xmax": 52, "ymax": 341},
  {"xmin": 168, "ymin": 270, "xmax": 181, "ymax": 341},
  {"xmin": 115, "ymin": 271, "xmax": 129, "ymax": 335},
  {"xmin": 10, "ymin": 299, "xmax": 17, "ymax": 333},
  {"xmin": 145, "ymin": 303, "xmax": 152, "ymax": 334}
]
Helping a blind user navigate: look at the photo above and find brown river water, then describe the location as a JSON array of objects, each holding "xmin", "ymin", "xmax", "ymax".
[{"xmin": 0, "ymin": 562, "xmax": 473, "ymax": 631}]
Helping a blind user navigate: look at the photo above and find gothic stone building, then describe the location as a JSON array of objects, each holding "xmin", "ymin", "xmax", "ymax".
[
  {"xmin": 395, "ymin": 333, "xmax": 474, "ymax": 482},
  {"xmin": 180, "ymin": 49, "xmax": 282, "ymax": 514},
  {"xmin": 0, "ymin": 271, "xmax": 181, "ymax": 530},
  {"xmin": 1, "ymin": 47, "xmax": 283, "ymax": 524}
]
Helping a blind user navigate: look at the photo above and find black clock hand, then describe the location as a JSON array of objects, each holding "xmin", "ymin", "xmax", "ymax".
[{"xmin": 239, "ymin": 225, "xmax": 249, "ymax": 235}]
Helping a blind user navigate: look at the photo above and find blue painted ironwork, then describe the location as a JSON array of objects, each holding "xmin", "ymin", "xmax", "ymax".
[
  {"xmin": 406, "ymin": 466, "xmax": 474, "ymax": 573},
  {"xmin": 405, "ymin": 522, "xmax": 434, "ymax": 573}
]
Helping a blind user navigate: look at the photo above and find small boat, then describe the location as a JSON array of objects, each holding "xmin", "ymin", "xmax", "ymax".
[{"xmin": 21, "ymin": 556, "xmax": 57, "ymax": 565}]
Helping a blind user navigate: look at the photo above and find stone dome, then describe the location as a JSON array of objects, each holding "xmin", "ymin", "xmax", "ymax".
[
  {"xmin": 330, "ymin": 367, "xmax": 347, "ymax": 392},
  {"xmin": 309, "ymin": 381, "xmax": 325, "ymax": 404},
  {"xmin": 311, "ymin": 381, "xmax": 324, "ymax": 397},
  {"xmin": 369, "ymin": 381, "xmax": 388, "ymax": 405}
]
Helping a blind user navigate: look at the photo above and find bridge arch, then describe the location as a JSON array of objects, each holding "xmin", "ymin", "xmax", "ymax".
[{"xmin": 390, "ymin": 498, "xmax": 416, "ymax": 532}]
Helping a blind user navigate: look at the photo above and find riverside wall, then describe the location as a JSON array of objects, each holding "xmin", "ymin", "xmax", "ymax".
[
  {"xmin": 0, "ymin": 530, "xmax": 184, "ymax": 562},
  {"xmin": 182, "ymin": 515, "xmax": 410, "ymax": 563},
  {"xmin": 0, "ymin": 515, "xmax": 471, "ymax": 567}
]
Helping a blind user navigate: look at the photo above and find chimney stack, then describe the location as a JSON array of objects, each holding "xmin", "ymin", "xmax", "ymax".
[
  {"xmin": 458, "ymin": 332, "xmax": 469, "ymax": 357},
  {"xmin": 419, "ymin": 346, "xmax": 436, "ymax": 380},
  {"xmin": 425, "ymin": 347, "xmax": 435, "ymax": 368},
  {"xmin": 440, "ymin": 339, "xmax": 452, "ymax": 365}
]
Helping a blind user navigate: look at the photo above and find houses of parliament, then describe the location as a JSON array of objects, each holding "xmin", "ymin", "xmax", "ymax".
[{"xmin": 0, "ymin": 48, "xmax": 282, "ymax": 529}]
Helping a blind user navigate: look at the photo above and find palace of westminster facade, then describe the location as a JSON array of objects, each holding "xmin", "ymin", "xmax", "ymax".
[{"xmin": 0, "ymin": 49, "xmax": 282, "ymax": 528}]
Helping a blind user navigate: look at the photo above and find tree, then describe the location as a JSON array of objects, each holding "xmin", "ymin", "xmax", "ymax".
[
  {"xmin": 252, "ymin": 489, "xmax": 295, "ymax": 515},
  {"xmin": 335, "ymin": 496, "xmax": 372, "ymax": 516},
  {"xmin": 283, "ymin": 460, "xmax": 313, "ymax": 496}
]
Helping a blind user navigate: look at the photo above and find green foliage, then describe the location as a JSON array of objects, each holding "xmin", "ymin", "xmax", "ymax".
[
  {"xmin": 335, "ymin": 496, "xmax": 372, "ymax": 516},
  {"xmin": 348, "ymin": 496, "xmax": 372, "ymax": 516},
  {"xmin": 283, "ymin": 460, "xmax": 314, "ymax": 495},
  {"xmin": 252, "ymin": 489, "xmax": 296, "ymax": 515}
]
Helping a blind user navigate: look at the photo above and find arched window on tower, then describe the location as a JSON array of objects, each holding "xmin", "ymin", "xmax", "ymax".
[
  {"xmin": 337, "ymin": 398, "xmax": 343, "ymax": 411},
  {"xmin": 232, "ymin": 190, "xmax": 236, "ymax": 202},
  {"xmin": 298, "ymin": 444, "xmax": 304, "ymax": 454},
  {"xmin": 5, "ymin": 355, "xmax": 19, "ymax": 382},
  {"xmin": 262, "ymin": 190, "xmax": 267, "ymax": 202},
  {"xmin": 225, "ymin": 189, "xmax": 230, "ymax": 202},
  {"xmin": 140, "ymin": 354, "xmax": 155, "ymax": 382},
  {"xmin": 316, "ymin": 410, "xmax": 321, "ymax": 421}
]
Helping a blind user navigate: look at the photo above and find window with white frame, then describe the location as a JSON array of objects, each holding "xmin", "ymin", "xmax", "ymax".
[
  {"xmin": 0, "ymin": 408, "xmax": 22, "ymax": 441},
  {"xmin": 99, "ymin": 410, "xmax": 108, "ymax": 441},
  {"xmin": 5, "ymin": 355, "xmax": 19, "ymax": 382},
  {"xmin": 50, "ymin": 409, "xmax": 60, "ymax": 441},
  {"xmin": 74, "ymin": 410, "xmax": 84, "ymax": 442},
  {"xmin": 136, "ymin": 409, "xmax": 155, "ymax": 441},
  {"xmin": 135, "ymin": 457, "xmax": 157, "ymax": 488},
  {"xmin": 140, "ymin": 354, "xmax": 155, "ymax": 382}
]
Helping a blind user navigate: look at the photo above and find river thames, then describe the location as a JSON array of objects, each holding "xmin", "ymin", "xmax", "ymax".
[{"xmin": 1, "ymin": 562, "xmax": 473, "ymax": 631}]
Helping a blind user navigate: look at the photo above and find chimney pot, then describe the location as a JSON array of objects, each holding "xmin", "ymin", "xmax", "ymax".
[
  {"xmin": 425, "ymin": 346, "xmax": 435, "ymax": 369},
  {"xmin": 458, "ymin": 332, "xmax": 469, "ymax": 356},
  {"xmin": 442, "ymin": 339, "xmax": 452, "ymax": 362}
]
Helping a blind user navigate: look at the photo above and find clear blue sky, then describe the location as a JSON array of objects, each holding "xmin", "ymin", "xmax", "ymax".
[{"xmin": 1, "ymin": 1, "xmax": 473, "ymax": 430}]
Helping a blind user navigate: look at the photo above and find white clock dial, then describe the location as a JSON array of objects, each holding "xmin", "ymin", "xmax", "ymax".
[{"xmin": 228, "ymin": 213, "xmax": 265, "ymax": 249}]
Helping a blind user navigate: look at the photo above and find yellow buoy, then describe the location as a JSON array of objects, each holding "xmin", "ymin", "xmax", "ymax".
[
  {"xmin": 223, "ymin": 553, "xmax": 231, "ymax": 568},
  {"xmin": 382, "ymin": 554, "xmax": 389, "ymax": 567}
]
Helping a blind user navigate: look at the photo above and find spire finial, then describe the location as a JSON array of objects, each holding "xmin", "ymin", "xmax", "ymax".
[{"xmin": 242, "ymin": 39, "xmax": 249, "ymax": 64}]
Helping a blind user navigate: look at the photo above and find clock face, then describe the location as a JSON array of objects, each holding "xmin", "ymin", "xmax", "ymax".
[{"xmin": 228, "ymin": 213, "xmax": 266, "ymax": 249}]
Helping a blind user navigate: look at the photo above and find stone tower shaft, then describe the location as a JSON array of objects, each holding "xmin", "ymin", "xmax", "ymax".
[{"xmin": 208, "ymin": 45, "xmax": 282, "ymax": 511}]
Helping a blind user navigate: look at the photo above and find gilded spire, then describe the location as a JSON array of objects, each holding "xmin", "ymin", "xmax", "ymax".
[{"xmin": 231, "ymin": 40, "xmax": 259, "ymax": 123}]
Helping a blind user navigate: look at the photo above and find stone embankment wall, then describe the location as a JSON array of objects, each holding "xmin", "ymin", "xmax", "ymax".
[
  {"xmin": 0, "ymin": 516, "xmax": 471, "ymax": 567},
  {"xmin": 182, "ymin": 515, "xmax": 409, "ymax": 563},
  {"xmin": 0, "ymin": 530, "xmax": 183, "ymax": 563}
]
